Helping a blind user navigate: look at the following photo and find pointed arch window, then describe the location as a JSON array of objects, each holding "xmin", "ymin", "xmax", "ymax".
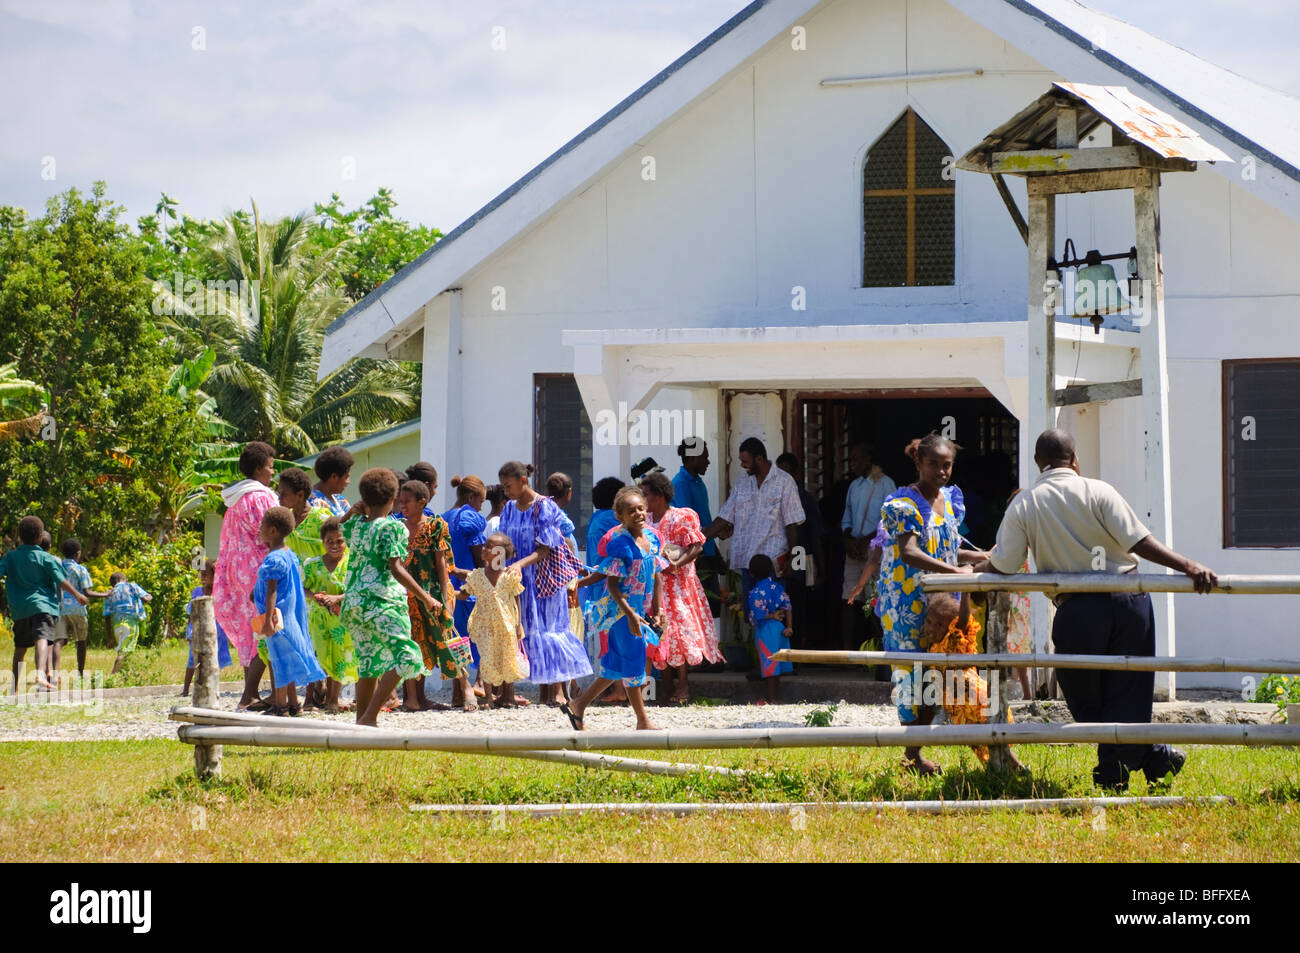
[{"xmin": 862, "ymin": 108, "xmax": 955, "ymax": 287}]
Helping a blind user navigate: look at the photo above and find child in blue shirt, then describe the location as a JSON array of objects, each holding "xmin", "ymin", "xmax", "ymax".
[
  {"xmin": 104, "ymin": 572, "xmax": 152, "ymax": 675},
  {"xmin": 1, "ymin": 516, "xmax": 85, "ymax": 692},
  {"xmin": 746, "ymin": 554, "xmax": 793, "ymax": 705}
]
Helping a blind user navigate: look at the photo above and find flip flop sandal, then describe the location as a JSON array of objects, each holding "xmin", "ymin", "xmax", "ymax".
[
  {"xmin": 246, "ymin": 698, "xmax": 272, "ymax": 712},
  {"xmin": 559, "ymin": 702, "xmax": 584, "ymax": 731}
]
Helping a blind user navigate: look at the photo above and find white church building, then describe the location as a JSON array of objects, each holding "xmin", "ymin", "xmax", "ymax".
[{"xmin": 321, "ymin": 0, "xmax": 1300, "ymax": 694}]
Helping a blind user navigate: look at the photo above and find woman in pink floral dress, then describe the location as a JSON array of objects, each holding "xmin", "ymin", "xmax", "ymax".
[
  {"xmin": 639, "ymin": 472, "xmax": 721, "ymax": 703},
  {"xmin": 213, "ymin": 442, "xmax": 279, "ymax": 710}
]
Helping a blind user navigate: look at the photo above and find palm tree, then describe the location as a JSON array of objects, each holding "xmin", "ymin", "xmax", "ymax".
[
  {"xmin": 153, "ymin": 202, "xmax": 418, "ymax": 458},
  {"xmin": 0, "ymin": 361, "xmax": 46, "ymax": 441}
]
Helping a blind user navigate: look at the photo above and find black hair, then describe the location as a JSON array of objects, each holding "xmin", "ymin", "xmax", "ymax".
[
  {"xmin": 546, "ymin": 471, "xmax": 573, "ymax": 499},
  {"xmin": 406, "ymin": 462, "xmax": 438, "ymax": 489},
  {"xmin": 748, "ymin": 554, "xmax": 774, "ymax": 581},
  {"xmin": 677, "ymin": 437, "xmax": 707, "ymax": 460},
  {"xmin": 17, "ymin": 516, "xmax": 43, "ymax": 545},
  {"xmin": 238, "ymin": 441, "xmax": 276, "ymax": 479},
  {"xmin": 485, "ymin": 483, "xmax": 507, "ymax": 508},
  {"xmin": 61, "ymin": 537, "xmax": 82, "ymax": 559},
  {"xmin": 498, "ymin": 461, "xmax": 534, "ymax": 481},
  {"xmin": 639, "ymin": 471, "xmax": 674, "ymax": 503},
  {"xmin": 399, "ymin": 479, "xmax": 430, "ymax": 502},
  {"xmin": 261, "ymin": 506, "xmax": 294, "ymax": 538},
  {"xmin": 592, "ymin": 476, "xmax": 626, "ymax": 510},
  {"xmin": 314, "ymin": 446, "xmax": 355, "ymax": 481},
  {"xmin": 109, "ymin": 571, "xmax": 126, "ymax": 585},
  {"xmin": 276, "ymin": 467, "xmax": 313, "ymax": 498},
  {"xmin": 612, "ymin": 485, "xmax": 646, "ymax": 517},
  {"xmin": 359, "ymin": 468, "xmax": 400, "ymax": 508},
  {"xmin": 738, "ymin": 437, "xmax": 767, "ymax": 460},
  {"xmin": 904, "ymin": 433, "xmax": 962, "ymax": 468},
  {"xmin": 1035, "ymin": 428, "xmax": 1077, "ymax": 464},
  {"xmin": 775, "ymin": 452, "xmax": 799, "ymax": 474}
]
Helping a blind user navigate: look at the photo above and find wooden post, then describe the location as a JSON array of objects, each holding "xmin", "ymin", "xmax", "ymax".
[
  {"xmin": 1133, "ymin": 168, "xmax": 1176, "ymax": 700},
  {"xmin": 1025, "ymin": 183, "xmax": 1056, "ymax": 690},
  {"xmin": 190, "ymin": 595, "xmax": 222, "ymax": 780},
  {"xmin": 983, "ymin": 591, "xmax": 1013, "ymax": 771}
]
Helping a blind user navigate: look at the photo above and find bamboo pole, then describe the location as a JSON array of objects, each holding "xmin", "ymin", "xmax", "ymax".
[
  {"xmin": 188, "ymin": 597, "xmax": 221, "ymax": 780},
  {"xmin": 169, "ymin": 707, "xmax": 746, "ymax": 777},
  {"xmin": 772, "ymin": 649, "xmax": 1300, "ymax": 673},
  {"xmin": 175, "ymin": 721, "xmax": 1300, "ymax": 752},
  {"xmin": 409, "ymin": 795, "xmax": 1232, "ymax": 818},
  {"xmin": 919, "ymin": 572, "xmax": 1300, "ymax": 595}
]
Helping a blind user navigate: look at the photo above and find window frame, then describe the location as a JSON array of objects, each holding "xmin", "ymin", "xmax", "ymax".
[
  {"xmin": 860, "ymin": 106, "xmax": 957, "ymax": 290},
  {"xmin": 1221, "ymin": 356, "xmax": 1300, "ymax": 549}
]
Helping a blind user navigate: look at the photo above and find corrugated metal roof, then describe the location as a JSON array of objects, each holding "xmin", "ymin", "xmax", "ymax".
[
  {"xmin": 957, "ymin": 81, "xmax": 1233, "ymax": 171},
  {"xmin": 1054, "ymin": 82, "xmax": 1232, "ymax": 161}
]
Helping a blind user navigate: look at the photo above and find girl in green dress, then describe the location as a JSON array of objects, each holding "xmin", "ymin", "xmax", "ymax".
[
  {"xmin": 340, "ymin": 469, "xmax": 435, "ymax": 727},
  {"xmin": 302, "ymin": 517, "xmax": 358, "ymax": 712}
]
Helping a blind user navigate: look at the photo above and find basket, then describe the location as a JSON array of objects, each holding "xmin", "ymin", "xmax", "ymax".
[{"xmin": 447, "ymin": 636, "xmax": 474, "ymax": 672}]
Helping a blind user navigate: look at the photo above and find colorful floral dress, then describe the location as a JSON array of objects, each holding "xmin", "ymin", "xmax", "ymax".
[
  {"xmin": 464, "ymin": 567, "xmax": 529, "ymax": 685},
  {"xmin": 308, "ymin": 489, "xmax": 350, "ymax": 517},
  {"xmin": 928, "ymin": 614, "xmax": 997, "ymax": 763},
  {"xmin": 499, "ymin": 496, "xmax": 592, "ymax": 683},
  {"xmin": 646, "ymin": 506, "xmax": 721, "ymax": 669},
  {"xmin": 254, "ymin": 548, "xmax": 327, "ymax": 688},
  {"xmin": 214, "ymin": 482, "xmax": 278, "ymax": 666},
  {"xmin": 286, "ymin": 505, "xmax": 331, "ymax": 565},
  {"xmin": 588, "ymin": 526, "xmax": 665, "ymax": 686},
  {"xmin": 302, "ymin": 553, "xmax": 358, "ymax": 684},
  {"xmin": 340, "ymin": 517, "xmax": 425, "ymax": 680},
  {"xmin": 1006, "ymin": 558, "xmax": 1033, "ymax": 654},
  {"xmin": 104, "ymin": 581, "xmax": 150, "ymax": 655},
  {"xmin": 875, "ymin": 485, "xmax": 966, "ymax": 723},
  {"xmin": 405, "ymin": 516, "xmax": 462, "ymax": 679},
  {"xmin": 747, "ymin": 577, "xmax": 792, "ymax": 678}
]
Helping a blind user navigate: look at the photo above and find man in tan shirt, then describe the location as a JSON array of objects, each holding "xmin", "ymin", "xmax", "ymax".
[{"xmin": 975, "ymin": 429, "xmax": 1216, "ymax": 791}]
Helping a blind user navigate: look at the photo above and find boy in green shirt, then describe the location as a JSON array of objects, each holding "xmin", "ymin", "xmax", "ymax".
[{"xmin": 0, "ymin": 516, "xmax": 86, "ymax": 692}]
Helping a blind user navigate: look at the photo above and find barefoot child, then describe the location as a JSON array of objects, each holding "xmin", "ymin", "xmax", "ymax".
[
  {"xmin": 103, "ymin": 572, "xmax": 152, "ymax": 676},
  {"xmin": 182, "ymin": 561, "xmax": 232, "ymax": 696},
  {"xmin": 400, "ymin": 479, "xmax": 475, "ymax": 712},
  {"xmin": 302, "ymin": 518, "xmax": 358, "ymax": 712},
  {"xmin": 746, "ymin": 554, "xmax": 793, "ymax": 704},
  {"xmin": 1, "ymin": 516, "xmax": 87, "ymax": 692},
  {"xmin": 563, "ymin": 486, "xmax": 665, "ymax": 732},
  {"xmin": 57, "ymin": 538, "xmax": 106, "ymax": 683},
  {"xmin": 253, "ymin": 507, "xmax": 327, "ymax": 715},
  {"xmin": 458, "ymin": 533, "xmax": 529, "ymax": 707},
  {"xmin": 339, "ymin": 469, "xmax": 434, "ymax": 727}
]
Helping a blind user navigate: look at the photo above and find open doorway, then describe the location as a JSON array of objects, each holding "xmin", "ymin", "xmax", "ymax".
[{"xmin": 788, "ymin": 389, "xmax": 1020, "ymax": 650}]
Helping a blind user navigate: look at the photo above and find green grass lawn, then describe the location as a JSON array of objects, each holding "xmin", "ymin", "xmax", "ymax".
[
  {"xmin": 1, "ymin": 635, "xmax": 240, "ymax": 690},
  {"xmin": 3, "ymin": 740, "xmax": 1298, "ymax": 861}
]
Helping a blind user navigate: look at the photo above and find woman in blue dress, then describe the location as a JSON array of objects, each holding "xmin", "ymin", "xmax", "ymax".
[
  {"xmin": 873, "ymin": 434, "xmax": 985, "ymax": 775},
  {"xmin": 563, "ymin": 486, "xmax": 665, "ymax": 732},
  {"xmin": 497, "ymin": 461, "xmax": 593, "ymax": 705}
]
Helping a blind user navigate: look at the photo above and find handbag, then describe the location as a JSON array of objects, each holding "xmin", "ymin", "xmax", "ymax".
[{"xmin": 531, "ymin": 500, "xmax": 586, "ymax": 599}]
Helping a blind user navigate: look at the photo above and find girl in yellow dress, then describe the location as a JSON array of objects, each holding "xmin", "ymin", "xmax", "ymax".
[{"xmin": 457, "ymin": 533, "xmax": 530, "ymax": 708}]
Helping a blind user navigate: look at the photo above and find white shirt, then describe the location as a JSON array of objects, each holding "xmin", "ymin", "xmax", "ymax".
[
  {"xmin": 717, "ymin": 465, "xmax": 806, "ymax": 569},
  {"xmin": 988, "ymin": 467, "xmax": 1150, "ymax": 575}
]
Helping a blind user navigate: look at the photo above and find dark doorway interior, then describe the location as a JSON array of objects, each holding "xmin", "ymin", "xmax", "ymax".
[{"xmin": 792, "ymin": 392, "xmax": 1019, "ymax": 651}]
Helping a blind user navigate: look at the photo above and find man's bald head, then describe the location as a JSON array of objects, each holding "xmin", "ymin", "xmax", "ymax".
[{"xmin": 1034, "ymin": 428, "xmax": 1078, "ymax": 471}]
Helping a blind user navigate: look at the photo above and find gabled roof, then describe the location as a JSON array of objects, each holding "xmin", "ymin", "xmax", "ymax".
[{"xmin": 322, "ymin": 0, "xmax": 1300, "ymax": 374}]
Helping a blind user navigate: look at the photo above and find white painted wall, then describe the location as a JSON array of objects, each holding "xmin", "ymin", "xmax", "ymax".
[{"xmin": 414, "ymin": 0, "xmax": 1300, "ymax": 686}]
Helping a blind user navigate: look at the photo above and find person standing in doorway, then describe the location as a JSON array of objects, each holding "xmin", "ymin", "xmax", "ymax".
[
  {"xmin": 973, "ymin": 429, "xmax": 1217, "ymax": 791},
  {"xmin": 703, "ymin": 438, "xmax": 805, "ymax": 604},
  {"xmin": 775, "ymin": 452, "xmax": 824, "ymax": 650},
  {"xmin": 840, "ymin": 443, "xmax": 896, "ymax": 650}
]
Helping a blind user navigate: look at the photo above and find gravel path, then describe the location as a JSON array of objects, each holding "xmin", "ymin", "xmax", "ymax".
[{"xmin": 0, "ymin": 690, "xmax": 901, "ymax": 742}]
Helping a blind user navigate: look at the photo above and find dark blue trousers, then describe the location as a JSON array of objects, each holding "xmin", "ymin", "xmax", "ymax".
[{"xmin": 1051, "ymin": 592, "xmax": 1177, "ymax": 784}]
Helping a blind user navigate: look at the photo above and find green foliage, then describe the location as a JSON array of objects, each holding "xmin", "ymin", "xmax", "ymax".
[
  {"xmin": 104, "ymin": 645, "xmax": 166, "ymax": 689},
  {"xmin": 1255, "ymin": 674, "xmax": 1300, "ymax": 710},
  {"xmin": 804, "ymin": 703, "xmax": 839, "ymax": 727},
  {"xmin": 0, "ymin": 184, "xmax": 206, "ymax": 551},
  {"xmin": 145, "ymin": 196, "xmax": 421, "ymax": 458},
  {"xmin": 87, "ymin": 531, "xmax": 201, "ymax": 647},
  {"xmin": 306, "ymin": 188, "xmax": 443, "ymax": 301}
]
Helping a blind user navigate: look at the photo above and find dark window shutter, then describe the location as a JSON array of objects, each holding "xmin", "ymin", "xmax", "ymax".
[
  {"xmin": 534, "ymin": 374, "xmax": 593, "ymax": 534},
  {"xmin": 1224, "ymin": 359, "xmax": 1300, "ymax": 547}
]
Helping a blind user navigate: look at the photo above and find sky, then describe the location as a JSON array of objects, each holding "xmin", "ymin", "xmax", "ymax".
[{"xmin": 2, "ymin": 0, "xmax": 1297, "ymax": 235}]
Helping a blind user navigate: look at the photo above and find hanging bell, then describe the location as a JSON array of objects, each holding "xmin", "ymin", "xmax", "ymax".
[{"xmin": 1072, "ymin": 250, "xmax": 1129, "ymax": 333}]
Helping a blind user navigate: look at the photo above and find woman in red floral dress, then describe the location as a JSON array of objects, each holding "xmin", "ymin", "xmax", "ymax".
[{"xmin": 639, "ymin": 472, "xmax": 721, "ymax": 703}]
